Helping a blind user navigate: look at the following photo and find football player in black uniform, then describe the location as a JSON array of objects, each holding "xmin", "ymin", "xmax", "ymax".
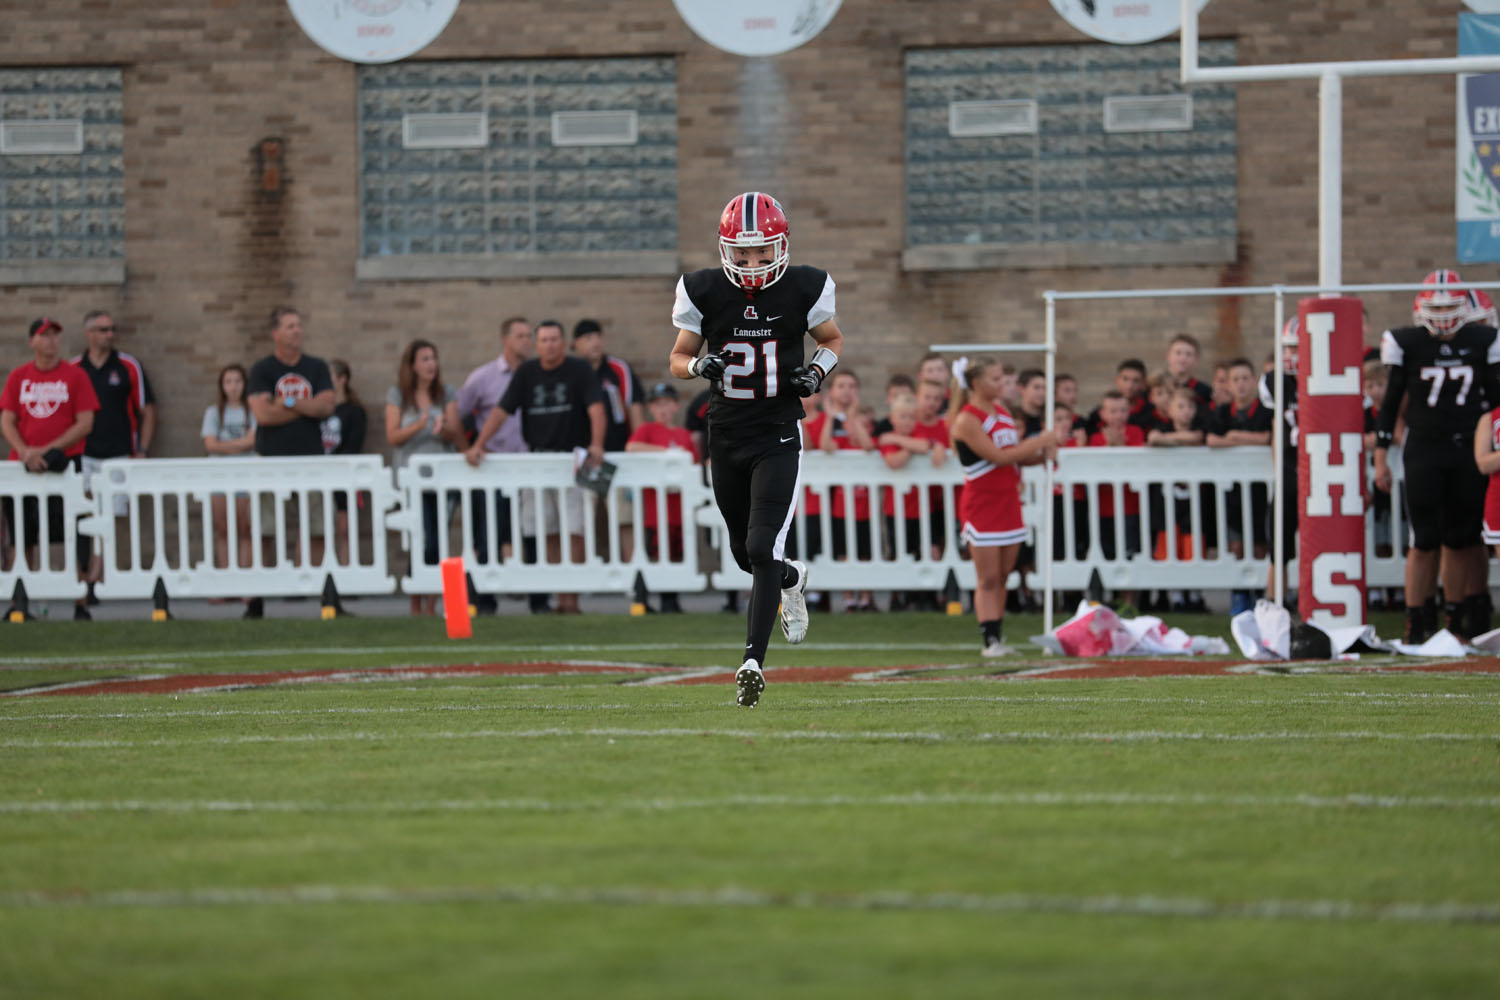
[
  {"xmin": 1374, "ymin": 270, "xmax": 1500, "ymax": 642},
  {"xmin": 668, "ymin": 192, "xmax": 844, "ymax": 707}
]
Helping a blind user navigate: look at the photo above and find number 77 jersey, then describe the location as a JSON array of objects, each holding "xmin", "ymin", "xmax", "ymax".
[
  {"xmin": 1380, "ymin": 322, "xmax": 1500, "ymax": 440},
  {"xmin": 672, "ymin": 264, "xmax": 837, "ymax": 436}
]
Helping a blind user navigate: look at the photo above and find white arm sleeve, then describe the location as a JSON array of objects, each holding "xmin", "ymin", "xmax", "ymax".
[
  {"xmin": 806, "ymin": 274, "xmax": 836, "ymax": 329},
  {"xmin": 671, "ymin": 276, "xmax": 703, "ymax": 334},
  {"xmin": 1379, "ymin": 329, "xmax": 1403, "ymax": 365},
  {"xmin": 1488, "ymin": 330, "xmax": 1500, "ymax": 365}
]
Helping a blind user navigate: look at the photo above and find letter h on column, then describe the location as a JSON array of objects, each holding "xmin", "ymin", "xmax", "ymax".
[{"xmin": 1304, "ymin": 432, "xmax": 1364, "ymax": 516}]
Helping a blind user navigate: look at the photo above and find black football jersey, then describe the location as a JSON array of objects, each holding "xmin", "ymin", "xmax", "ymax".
[
  {"xmin": 672, "ymin": 264, "xmax": 836, "ymax": 434},
  {"xmin": 1259, "ymin": 370, "xmax": 1298, "ymax": 459},
  {"xmin": 1378, "ymin": 323, "xmax": 1500, "ymax": 441}
]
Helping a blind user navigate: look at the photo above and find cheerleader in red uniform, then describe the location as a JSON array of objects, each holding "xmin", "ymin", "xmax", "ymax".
[{"xmin": 948, "ymin": 357, "xmax": 1058, "ymax": 657}]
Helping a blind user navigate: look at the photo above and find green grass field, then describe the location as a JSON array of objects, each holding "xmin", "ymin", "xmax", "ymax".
[{"xmin": 0, "ymin": 611, "xmax": 1497, "ymax": 998}]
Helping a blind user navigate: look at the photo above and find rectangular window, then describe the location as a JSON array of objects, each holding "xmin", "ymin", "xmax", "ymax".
[
  {"xmin": 904, "ymin": 42, "xmax": 1237, "ymax": 271},
  {"xmin": 357, "ymin": 58, "xmax": 677, "ymax": 281},
  {"xmin": 0, "ymin": 67, "xmax": 124, "ymax": 284}
]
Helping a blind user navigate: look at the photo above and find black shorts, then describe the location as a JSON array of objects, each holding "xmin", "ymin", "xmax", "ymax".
[{"xmin": 1403, "ymin": 432, "xmax": 1486, "ymax": 550}]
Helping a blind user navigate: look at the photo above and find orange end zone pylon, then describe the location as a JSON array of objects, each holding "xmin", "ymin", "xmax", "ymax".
[{"xmin": 440, "ymin": 556, "xmax": 472, "ymax": 639}]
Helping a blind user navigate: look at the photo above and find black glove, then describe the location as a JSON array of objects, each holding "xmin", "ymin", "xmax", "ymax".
[
  {"xmin": 689, "ymin": 350, "xmax": 731, "ymax": 381},
  {"xmin": 789, "ymin": 365, "xmax": 824, "ymax": 398}
]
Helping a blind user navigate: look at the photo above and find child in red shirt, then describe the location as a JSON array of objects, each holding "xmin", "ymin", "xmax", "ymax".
[{"xmin": 625, "ymin": 382, "xmax": 701, "ymax": 613}]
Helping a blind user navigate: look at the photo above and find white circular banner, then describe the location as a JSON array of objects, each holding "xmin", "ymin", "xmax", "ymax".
[
  {"xmin": 672, "ymin": 0, "xmax": 842, "ymax": 57},
  {"xmin": 287, "ymin": 0, "xmax": 462, "ymax": 64},
  {"xmin": 1048, "ymin": 0, "xmax": 1210, "ymax": 45}
]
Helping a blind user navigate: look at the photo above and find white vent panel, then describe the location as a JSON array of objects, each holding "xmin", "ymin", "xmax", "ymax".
[
  {"xmin": 1103, "ymin": 95, "xmax": 1193, "ymax": 133},
  {"xmin": 947, "ymin": 100, "xmax": 1037, "ymax": 138},
  {"xmin": 401, "ymin": 113, "xmax": 488, "ymax": 149},
  {"xmin": 0, "ymin": 119, "xmax": 85, "ymax": 155},
  {"xmin": 550, "ymin": 110, "xmax": 639, "ymax": 147}
]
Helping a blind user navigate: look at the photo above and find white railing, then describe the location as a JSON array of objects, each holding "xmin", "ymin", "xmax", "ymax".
[
  {"xmin": 0, "ymin": 463, "xmax": 93, "ymax": 601},
  {"xmin": 88, "ymin": 455, "xmax": 400, "ymax": 600},
  {"xmin": 0, "ymin": 445, "xmax": 1437, "ymax": 606},
  {"xmin": 395, "ymin": 451, "xmax": 708, "ymax": 597}
]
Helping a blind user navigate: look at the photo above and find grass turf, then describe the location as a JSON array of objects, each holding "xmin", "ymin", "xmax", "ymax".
[{"xmin": 0, "ymin": 611, "xmax": 1496, "ymax": 998}]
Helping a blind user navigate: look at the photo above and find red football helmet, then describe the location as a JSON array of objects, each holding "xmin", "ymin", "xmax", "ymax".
[
  {"xmin": 1468, "ymin": 287, "xmax": 1498, "ymax": 327},
  {"xmin": 1413, "ymin": 269, "xmax": 1471, "ymax": 335},
  {"xmin": 719, "ymin": 191, "xmax": 790, "ymax": 290}
]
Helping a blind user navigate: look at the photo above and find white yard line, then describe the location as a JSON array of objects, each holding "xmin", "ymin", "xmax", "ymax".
[
  {"xmin": 0, "ymin": 882, "xmax": 1495, "ymax": 924},
  {"xmin": 3, "ymin": 791, "xmax": 1497, "ymax": 816},
  {"xmin": 5, "ymin": 689, "xmax": 1500, "ymax": 723},
  {"xmin": 3, "ymin": 726, "xmax": 1496, "ymax": 751}
]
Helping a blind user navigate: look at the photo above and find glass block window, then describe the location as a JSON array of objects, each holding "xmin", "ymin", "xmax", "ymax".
[
  {"xmin": 358, "ymin": 58, "xmax": 677, "ymax": 257},
  {"xmin": 0, "ymin": 68, "xmax": 124, "ymax": 261},
  {"xmin": 905, "ymin": 42, "xmax": 1236, "ymax": 249}
]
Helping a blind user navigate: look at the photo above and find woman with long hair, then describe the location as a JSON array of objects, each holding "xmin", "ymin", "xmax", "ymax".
[
  {"xmin": 948, "ymin": 356, "xmax": 1057, "ymax": 657},
  {"xmin": 201, "ymin": 363, "xmax": 257, "ymax": 572},
  {"xmin": 385, "ymin": 339, "xmax": 463, "ymax": 616}
]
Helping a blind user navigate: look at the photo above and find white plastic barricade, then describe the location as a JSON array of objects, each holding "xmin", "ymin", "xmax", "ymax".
[
  {"xmin": 704, "ymin": 450, "xmax": 972, "ymax": 592},
  {"xmin": 0, "ymin": 464, "xmax": 93, "ymax": 601},
  {"xmin": 1049, "ymin": 446, "xmax": 1275, "ymax": 591},
  {"xmin": 396, "ymin": 452, "xmax": 712, "ymax": 597},
  {"xmin": 708, "ymin": 447, "xmax": 1292, "ymax": 595},
  {"xmin": 89, "ymin": 455, "xmax": 400, "ymax": 600}
]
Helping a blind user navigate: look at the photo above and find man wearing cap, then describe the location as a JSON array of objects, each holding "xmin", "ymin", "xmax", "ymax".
[
  {"xmin": 572, "ymin": 318, "xmax": 644, "ymax": 452},
  {"xmin": 573, "ymin": 318, "xmax": 644, "ymax": 564},
  {"xmin": 0, "ymin": 318, "xmax": 100, "ymax": 618},
  {"xmin": 625, "ymin": 381, "xmax": 702, "ymax": 613}
]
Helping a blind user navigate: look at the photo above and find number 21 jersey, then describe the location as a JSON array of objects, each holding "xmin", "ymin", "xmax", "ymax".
[{"xmin": 672, "ymin": 264, "xmax": 836, "ymax": 436}]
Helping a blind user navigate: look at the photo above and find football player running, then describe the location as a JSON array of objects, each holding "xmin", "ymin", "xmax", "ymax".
[
  {"xmin": 1374, "ymin": 269, "xmax": 1500, "ymax": 643},
  {"xmin": 668, "ymin": 192, "xmax": 842, "ymax": 707}
]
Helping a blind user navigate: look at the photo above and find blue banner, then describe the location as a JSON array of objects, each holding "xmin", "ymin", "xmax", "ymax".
[{"xmin": 1458, "ymin": 14, "xmax": 1500, "ymax": 262}]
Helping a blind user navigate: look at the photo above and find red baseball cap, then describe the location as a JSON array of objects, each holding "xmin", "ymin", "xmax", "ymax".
[{"xmin": 28, "ymin": 317, "xmax": 62, "ymax": 338}]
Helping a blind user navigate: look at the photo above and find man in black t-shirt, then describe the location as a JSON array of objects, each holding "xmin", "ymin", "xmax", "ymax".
[
  {"xmin": 466, "ymin": 319, "xmax": 605, "ymax": 615},
  {"xmin": 244, "ymin": 306, "xmax": 336, "ymax": 618},
  {"xmin": 71, "ymin": 309, "xmax": 157, "ymax": 606},
  {"xmin": 248, "ymin": 307, "xmax": 335, "ymax": 457}
]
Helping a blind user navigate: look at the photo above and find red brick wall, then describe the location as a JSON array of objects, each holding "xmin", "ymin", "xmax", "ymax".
[{"xmin": 0, "ymin": 1, "xmax": 1475, "ymax": 453}]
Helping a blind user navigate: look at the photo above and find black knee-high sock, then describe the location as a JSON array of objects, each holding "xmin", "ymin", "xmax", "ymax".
[
  {"xmin": 745, "ymin": 558, "xmax": 783, "ymax": 665},
  {"xmin": 980, "ymin": 619, "xmax": 1002, "ymax": 645},
  {"xmin": 779, "ymin": 559, "xmax": 799, "ymax": 588}
]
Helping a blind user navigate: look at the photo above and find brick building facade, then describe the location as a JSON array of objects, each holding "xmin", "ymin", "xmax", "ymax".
[{"xmin": 0, "ymin": 1, "xmax": 1483, "ymax": 456}]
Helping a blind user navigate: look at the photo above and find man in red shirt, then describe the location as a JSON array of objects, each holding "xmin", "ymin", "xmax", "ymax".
[
  {"xmin": 0, "ymin": 317, "xmax": 100, "ymax": 618},
  {"xmin": 625, "ymin": 382, "xmax": 702, "ymax": 613}
]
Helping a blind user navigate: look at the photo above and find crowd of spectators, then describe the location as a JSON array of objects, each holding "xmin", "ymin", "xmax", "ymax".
[{"xmin": 0, "ymin": 301, "xmax": 1460, "ymax": 620}]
